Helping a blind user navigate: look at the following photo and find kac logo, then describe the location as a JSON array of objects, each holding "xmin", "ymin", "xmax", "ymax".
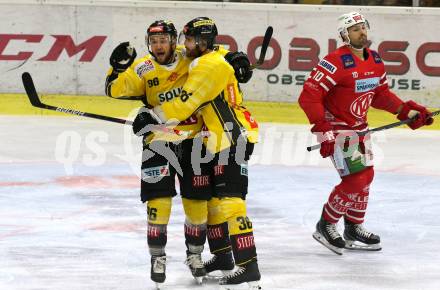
[{"xmin": 350, "ymin": 92, "xmax": 375, "ymax": 118}]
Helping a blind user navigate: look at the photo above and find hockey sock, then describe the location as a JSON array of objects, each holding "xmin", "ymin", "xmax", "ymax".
[
  {"xmin": 182, "ymin": 198, "xmax": 208, "ymax": 250},
  {"xmin": 207, "ymin": 197, "xmax": 232, "ymax": 254},
  {"xmin": 219, "ymin": 197, "xmax": 257, "ymax": 266},
  {"xmin": 345, "ymin": 167, "xmax": 374, "ymax": 223},
  {"xmin": 146, "ymin": 197, "xmax": 172, "ymax": 255},
  {"xmin": 323, "ymin": 166, "xmax": 374, "ymax": 224}
]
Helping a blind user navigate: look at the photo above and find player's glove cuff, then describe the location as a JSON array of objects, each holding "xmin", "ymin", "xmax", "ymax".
[{"xmin": 397, "ymin": 100, "xmax": 434, "ymax": 130}]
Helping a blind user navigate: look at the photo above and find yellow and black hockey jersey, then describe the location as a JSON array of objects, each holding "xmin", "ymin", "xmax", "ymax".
[
  {"xmin": 106, "ymin": 46, "xmax": 202, "ymax": 142},
  {"xmin": 158, "ymin": 49, "xmax": 259, "ymax": 153}
]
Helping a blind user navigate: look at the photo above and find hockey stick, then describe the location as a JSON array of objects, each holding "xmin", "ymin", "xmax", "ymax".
[
  {"xmin": 21, "ymin": 72, "xmax": 192, "ymax": 137},
  {"xmin": 22, "ymin": 72, "xmax": 133, "ymax": 125},
  {"xmin": 306, "ymin": 110, "xmax": 440, "ymax": 152},
  {"xmin": 249, "ymin": 26, "xmax": 273, "ymax": 70}
]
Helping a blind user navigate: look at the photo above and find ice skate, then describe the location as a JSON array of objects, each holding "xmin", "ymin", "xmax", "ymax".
[
  {"xmin": 150, "ymin": 255, "xmax": 166, "ymax": 289},
  {"xmin": 344, "ymin": 221, "xmax": 381, "ymax": 251},
  {"xmin": 219, "ymin": 260, "xmax": 261, "ymax": 290},
  {"xmin": 204, "ymin": 251, "xmax": 235, "ymax": 279},
  {"xmin": 185, "ymin": 250, "xmax": 207, "ymax": 284},
  {"xmin": 312, "ymin": 218, "xmax": 346, "ymax": 255}
]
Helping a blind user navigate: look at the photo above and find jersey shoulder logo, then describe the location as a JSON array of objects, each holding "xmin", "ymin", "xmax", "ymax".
[
  {"xmin": 318, "ymin": 59, "xmax": 337, "ymax": 74},
  {"xmin": 341, "ymin": 54, "xmax": 356, "ymax": 69},
  {"xmin": 350, "ymin": 92, "xmax": 375, "ymax": 118},
  {"xmin": 370, "ymin": 50, "xmax": 382, "ymax": 63},
  {"xmin": 135, "ymin": 59, "xmax": 155, "ymax": 78}
]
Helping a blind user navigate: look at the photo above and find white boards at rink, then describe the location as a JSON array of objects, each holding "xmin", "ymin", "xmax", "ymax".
[{"xmin": 1, "ymin": 0, "xmax": 439, "ymax": 106}]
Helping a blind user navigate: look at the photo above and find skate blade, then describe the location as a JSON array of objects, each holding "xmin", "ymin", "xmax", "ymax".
[
  {"xmin": 205, "ymin": 269, "xmax": 234, "ymax": 280},
  {"xmin": 193, "ymin": 276, "xmax": 204, "ymax": 284},
  {"xmin": 313, "ymin": 231, "xmax": 344, "ymax": 255},
  {"xmin": 345, "ymin": 240, "xmax": 382, "ymax": 251},
  {"xmin": 219, "ymin": 281, "xmax": 262, "ymax": 290}
]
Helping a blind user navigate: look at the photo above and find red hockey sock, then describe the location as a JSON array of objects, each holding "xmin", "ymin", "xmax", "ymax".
[{"xmin": 323, "ymin": 167, "xmax": 374, "ymax": 224}]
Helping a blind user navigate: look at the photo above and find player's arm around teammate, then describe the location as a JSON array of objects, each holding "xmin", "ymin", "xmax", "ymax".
[{"xmin": 148, "ymin": 17, "xmax": 262, "ymax": 289}]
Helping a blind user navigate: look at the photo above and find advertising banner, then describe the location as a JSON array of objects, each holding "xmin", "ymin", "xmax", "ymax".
[{"xmin": 1, "ymin": 1, "xmax": 439, "ymax": 106}]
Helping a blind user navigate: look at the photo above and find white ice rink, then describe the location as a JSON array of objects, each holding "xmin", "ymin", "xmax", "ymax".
[{"xmin": 1, "ymin": 116, "xmax": 439, "ymax": 290}]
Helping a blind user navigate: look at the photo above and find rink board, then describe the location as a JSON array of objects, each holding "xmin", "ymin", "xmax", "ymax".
[
  {"xmin": 0, "ymin": 1, "xmax": 440, "ymax": 106},
  {"xmin": 1, "ymin": 93, "xmax": 439, "ymax": 130}
]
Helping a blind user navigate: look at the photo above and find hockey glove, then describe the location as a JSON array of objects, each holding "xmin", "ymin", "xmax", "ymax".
[
  {"xmin": 311, "ymin": 121, "xmax": 336, "ymax": 158},
  {"xmin": 397, "ymin": 100, "xmax": 434, "ymax": 130},
  {"xmin": 224, "ymin": 51, "xmax": 253, "ymax": 83},
  {"xmin": 132, "ymin": 107, "xmax": 159, "ymax": 137},
  {"xmin": 110, "ymin": 42, "xmax": 137, "ymax": 73}
]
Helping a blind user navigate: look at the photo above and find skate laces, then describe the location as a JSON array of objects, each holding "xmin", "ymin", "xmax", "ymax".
[
  {"xmin": 204, "ymin": 254, "xmax": 217, "ymax": 266},
  {"xmin": 354, "ymin": 224, "xmax": 372, "ymax": 238},
  {"xmin": 223, "ymin": 265, "xmax": 245, "ymax": 280},
  {"xmin": 326, "ymin": 223, "xmax": 342, "ymax": 239},
  {"xmin": 185, "ymin": 253, "xmax": 204, "ymax": 269},
  {"xmin": 153, "ymin": 256, "xmax": 166, "ymax": 273}
]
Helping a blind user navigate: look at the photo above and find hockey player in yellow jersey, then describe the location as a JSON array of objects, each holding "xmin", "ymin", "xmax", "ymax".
[
  {"xmin": 106, "ymin": 20, "xmax": 210, "ymax": 286},
  {"xmin": 151, "ymin": 17, "xmax": 262, "ymax": 289},
  {"xmin": 105, "ymin": 19, "xmax": 255, "ymax": 287}
]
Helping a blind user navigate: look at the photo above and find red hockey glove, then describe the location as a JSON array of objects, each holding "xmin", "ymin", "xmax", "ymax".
[
  {"xmin": 397, "ymin": 100, "xmax": 434, "ymax": 130},
  {"xmin": 311, "ymin": 121, "xmax": 336, "ymax": 158}
]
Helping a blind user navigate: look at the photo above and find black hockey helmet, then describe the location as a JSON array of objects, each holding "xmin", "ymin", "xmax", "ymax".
[
  {"xmin": 146, "ymin": 20, "xmax": 177, "ymax": 46},
  {"xmin": 183, "ymin": 17, "xmax": 218, "ymax": 49}
]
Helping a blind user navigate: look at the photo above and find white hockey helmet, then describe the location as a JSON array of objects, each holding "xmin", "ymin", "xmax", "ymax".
[{"xmin": 337, "ymin": 12, "xmax": 370, "ymax": 45}]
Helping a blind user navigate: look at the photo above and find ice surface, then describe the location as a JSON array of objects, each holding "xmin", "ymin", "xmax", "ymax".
[{"xmin": 1, "ymin": 116, "xmax": 439, "ymax": 290}]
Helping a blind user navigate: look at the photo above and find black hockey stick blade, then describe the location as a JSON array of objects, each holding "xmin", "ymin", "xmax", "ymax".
[
  {"xmin": 22, "ymin": 72, "xmax": 44, "ymax": 108},
  {"xmin": 306, "ymin": 109, "xmax": 440, "ymax": 152},
  {"xmin": 250, "ymin": 26, "xmax": 273, "ymax": 70},
  {"xmin": 22, "ymin": 72, "xmax": 132, "ymax": 125}
]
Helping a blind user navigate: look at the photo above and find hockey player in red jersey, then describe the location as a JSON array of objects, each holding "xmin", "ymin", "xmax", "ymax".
[{"xmin": 298, "ymin": 11, "xmax": 434, "ymax": 255}]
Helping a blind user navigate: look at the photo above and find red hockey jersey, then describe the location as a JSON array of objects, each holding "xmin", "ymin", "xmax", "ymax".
[{"xmin": 299, "ymin": 45, "xmax": 403, "ymax": 132}]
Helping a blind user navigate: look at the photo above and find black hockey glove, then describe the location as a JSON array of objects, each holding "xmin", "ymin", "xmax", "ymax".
[
  {"xmin": 225, "ymin": 51, "xmax": 253, "ymax": 83},
  {"xmin": 110, "ymin": 42, "xmax": 137, "ymax": 73},
  {"xmin": 245, "ymin": 142, "xmax": 254, "ymax": 161},
  {"xmin": 132, "ymin": 107, "xmax": 159, "ymax": 137}
]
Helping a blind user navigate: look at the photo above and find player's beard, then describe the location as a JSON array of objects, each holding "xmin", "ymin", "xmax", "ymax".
[
  {"xmin": 186, "ymin": 46, "xmax": 201, "ymax": 58},
  {"xmin": 155, "ymin": 50, "xmax": 174, "ymax": 65},
  {"xmin": 351, "ymin": 36, "xmax": 368, "ymax": 49}
]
